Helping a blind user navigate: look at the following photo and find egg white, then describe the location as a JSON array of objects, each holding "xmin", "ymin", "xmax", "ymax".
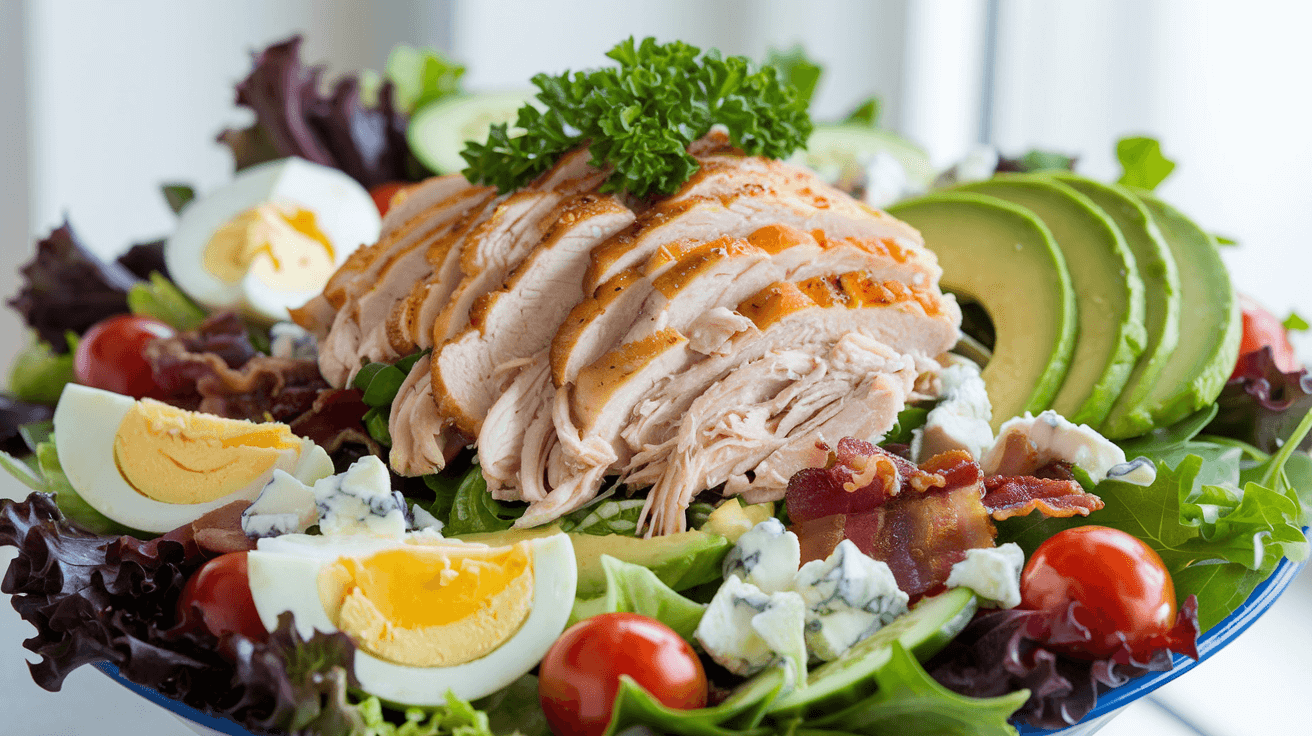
[
  {"xmin": 247, "ymin": 532, "xmax": 578, "ymax": 705},
  {"xmin": 52, "ymin": 383, "xmax": 333, "ymax": 533},
  {"xmin": 165, "ymin": 157, "xmax": 381, "ymax": 322}
]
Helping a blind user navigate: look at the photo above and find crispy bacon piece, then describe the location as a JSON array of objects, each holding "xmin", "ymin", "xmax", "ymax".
[
  {"xmin": 982, "ymin": 475, "xmax": 1105, "ymax": 521},
  {"xmin": 784, "ymin": 438, "xmax": 1105, "ymax": 599},
  {"xmin": 146, "ymin": 313, "xmax": 328, "ymax": 422}
]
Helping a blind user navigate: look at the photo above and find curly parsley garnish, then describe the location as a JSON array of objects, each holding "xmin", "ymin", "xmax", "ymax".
[{"xmin": 459, "ymin": 37, "xmax": 813, "ymax": 198}]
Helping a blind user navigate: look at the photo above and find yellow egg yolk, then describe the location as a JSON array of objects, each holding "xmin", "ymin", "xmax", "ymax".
[
  {"xmin": 319, "ymin": 543, "xmax": 535, "ymax": 667},
  {"xmin": 204, "ymin": 202, "xmax": 337, "ymax": 292},
  {"xmin": 113, "ymin": 399, "xmax": 302, "ymax": 505}
]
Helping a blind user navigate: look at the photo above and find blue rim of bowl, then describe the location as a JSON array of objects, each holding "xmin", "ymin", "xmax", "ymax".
[{"xmin": 93, "ymin": 549, "xmax": 1308, "ymax": 736}]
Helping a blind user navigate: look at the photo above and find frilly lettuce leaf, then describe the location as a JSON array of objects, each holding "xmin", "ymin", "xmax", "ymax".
[
  {"xmin": 383, "ymin": 45, "xmax": 466, "ymax": 115},
  {"xmin": 354, "ymin": 690, "xmax": 493, "ymax": 736},
  {"xmin": 8, "ymin": 221, "xmax": 139, "ymax": 352},
  {"xmin": 569, "ymin": 554, "xmax": 706, "ymax": 641},
  {"xmin": 766, "ymin": 44, "xmax": 823, "ymax": 110}
]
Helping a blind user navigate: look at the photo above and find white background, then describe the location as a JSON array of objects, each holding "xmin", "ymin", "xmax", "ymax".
[{"xmin": 2, "ymin": 1, "xmax": 1311, "ymax": 734}]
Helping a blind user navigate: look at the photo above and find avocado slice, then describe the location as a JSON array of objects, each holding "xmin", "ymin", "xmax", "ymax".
[
  {"xmin": 1052, "ymin": 174, "xmax": 1183, "ymax": 438},
  {"xmin": 955, "ymin": 175, "xmax": 1147, "ymax": 427},
  {"xmin": 454, "ymin": 526, "xmax": 730, "ymax": 599},
  {"xmin": 1130, "ymin": 193, "xmax": 1242, "ymax": 427},
  {"xmin": 888, "ymin": 193, "xmax": 1076, "ymax": 429}
]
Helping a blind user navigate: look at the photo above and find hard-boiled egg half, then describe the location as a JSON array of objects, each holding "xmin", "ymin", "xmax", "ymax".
[
  {"xmin": 53, "ymin": 384, "xmax": 333, "ymax": 533},
  {"xmin": 247, "ymin": 532, "xmax": 577, "ymax": 705},
  {"xmin": 166, "ymin": 157, "xmax": 381, "ymax": 322}
]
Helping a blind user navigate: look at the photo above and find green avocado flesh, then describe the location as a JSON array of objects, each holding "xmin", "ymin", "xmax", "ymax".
[
  {"xmin": 1133, "ymin": 193, "xmax": 1242, "ymax": 428},
  {"xmin": 454, "ymin": 525, "xmax": 729, "ymax": 599},
  {"xmin": 1053, "ymin": 174, "xmax": 1183, "ymax": 438},
  {"xmin": 888, "ymin": 193, "xmax": 1076, "ymax": 430},
  {"xmin": 956, "ymin": 176, "xmax": 1147, "ymax": 427},
  {"xmin": 766, "ymin": 587, "xmax": 977, "ymax": 718},
  {"xmin": 408, "ymin": 91, "xmax": 534, "ymax": 174}
]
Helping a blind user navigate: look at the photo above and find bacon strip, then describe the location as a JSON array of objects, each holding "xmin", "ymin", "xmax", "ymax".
[{"xmin": 981, "ymin": 475, "xmax": 1105, "ymax": 521}]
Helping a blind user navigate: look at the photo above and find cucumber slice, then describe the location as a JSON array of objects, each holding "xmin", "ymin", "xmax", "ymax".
[
  {"xmin": 766, "ymin": 587, "xmax": 977, "ymax": 718},
  {"xmin": 792, "ymin": 124, "xmax": 937, "ymax": 190},
  {"xmin": 407, "ymin": 91, "xmax": 535, "ymax": 174}
]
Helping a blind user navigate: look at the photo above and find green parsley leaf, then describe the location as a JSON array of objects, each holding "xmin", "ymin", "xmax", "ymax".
[
  {"xmin": 1284, "ymin": 312, "xmax": 1310, "ymax": 332},
  {"xmin": 843, "ymin": 95, "xmax": 882, "ymax": 126},
  {"xmin": 1116, "ymin": 135, "xmax": 1176, "ymax": 190},
  {"xmin": 766, "ymin": 44, "xmax": 823, "ymax": 110},
  {"xmin": 460, "ymin": 37, "xmax": 813, "ymax": 198}
]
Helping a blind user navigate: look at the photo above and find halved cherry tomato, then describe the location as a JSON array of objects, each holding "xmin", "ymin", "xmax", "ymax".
[
  {"xmin": 1020, "ymin": 526, "xmax": 1175, "ymax": 660},
  {"xmin": 176, "ymin": 552, "xmax": 266, "ymax": 648},
  {"xmin": 538, "ymin": 613, "xmax": 707, "ymax": 736},
  {"xmin": 73, "ymin": 314, "xmax": 174, "ymax": 399},
  {"xmin": 369, "ymin": 181, "xmax": 409, "ymax": 217},
  {"xmin": 1234, "ymin": 293, "xmax": 1300, "ymax": 377}
]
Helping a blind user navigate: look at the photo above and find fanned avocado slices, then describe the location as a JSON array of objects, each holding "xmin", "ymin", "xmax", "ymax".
[
  {"xmin": 888, "ymin": 193, "xmax": 1077, "ymax": 430},
  {"xmin": 955, "ymin": 175, "xmax": 1147, "ymax": 427},
  {"xmin": 1052, "ymin": 174, "xmax": 1183, "ymax": 438},
  {"xmin": 1132, "ymin": 193, "xmax": 1242, "ymax": 428}
]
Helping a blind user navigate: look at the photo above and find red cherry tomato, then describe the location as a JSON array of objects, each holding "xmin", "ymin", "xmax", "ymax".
[
  {"xmin": 73, "ymin": 314, "xmax": 174, "ymax": 399},
  {"xmin": 538, "ymin": 613, "xmax": 707, "ymax": 736},
  {"xmin": 1234, "ymin": 293, "xmax": 1300, "ymax": 376},
  {"xmin": 369, "ymin": 181, "xmax": 409, "ymax": 217},
  {"xmin": 176, "ymin": 552, "xmax": 267, "ymax": 649},
  {"xmin": 1021, "ymin": 526, "xmax": 1176, "ymax": 660}
]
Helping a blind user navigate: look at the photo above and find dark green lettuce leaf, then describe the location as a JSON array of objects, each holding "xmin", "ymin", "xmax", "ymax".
[{"xmin": 442, "ymin": 464, "xmax": 523, "ymax": 535}]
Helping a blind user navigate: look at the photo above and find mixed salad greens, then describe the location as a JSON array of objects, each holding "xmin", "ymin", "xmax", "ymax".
[{"xmin": 1, "ymin": 36, "xmax": 1309, "ymax": 736}]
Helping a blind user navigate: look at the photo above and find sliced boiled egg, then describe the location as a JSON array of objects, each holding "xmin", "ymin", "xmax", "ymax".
[
  {"xmin": 166, "ymin": 157, "xmax": 381, "ymax": 322},
  {"xmin": 53, "ymin": 383, "xmax": 333, "ymax": 533},
  {"xmin": 247, "ymin": 532, "xmax": 577, "ymax": 705}
]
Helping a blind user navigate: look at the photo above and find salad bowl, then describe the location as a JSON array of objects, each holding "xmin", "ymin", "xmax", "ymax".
[{"xmin": 4, "ymin": 33, "xmax": 1311, "ymax": 736}]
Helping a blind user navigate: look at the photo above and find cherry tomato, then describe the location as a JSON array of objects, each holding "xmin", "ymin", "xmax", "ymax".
[
  {"xmin": 176, "ymin": 552, "xmax": 266, "ymax": 648},
  {"xmin": 538, "ymin": 613, "xmax": 707, "ymax": 736},
  {"xmin": 369, "ymin": 181, "xmax": 409, "ymax": 217},
  {"xmin": 73, "ymin": 314, "xmax": 174, "ymax": 399},
  {"xmin": 1021, "ymin": 526, "xmax": 1176, "ymax": 660},
  {"xmin": 1234, "ymin": 293, "xmax": 1300, "ymax": 377}
]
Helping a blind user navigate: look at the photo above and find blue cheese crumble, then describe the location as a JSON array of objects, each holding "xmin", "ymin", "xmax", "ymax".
[
  {"xmin": 945, "ymin": 543, "xmax": 1025, "ymax": 609},
  {"xmin": 695, "ymin": 576, "xmax": 807, "ymax": 679},
  {"xmin": 912, "ymin": 356, "xmax": 993, "ymax": 461},
  {"xmin": 722, "ymin": 518, "xmax": 801, "ymax": 594},
  {"xmin": 313, "ymin": 455, "xmax": 410, "ymax": 536},
  {"xmin": 241, "ymin": 470, "xmax": 318, "ymax": 538},
  {"xmin": 793, "ymin": 539, "xmax": 909, "ymax": 661},
  {"xmin": 982, "ymin": 410, "xmax": 1154, "ymax": 485}
]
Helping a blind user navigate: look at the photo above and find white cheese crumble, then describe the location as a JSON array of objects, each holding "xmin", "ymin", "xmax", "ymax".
[
  {"xmin": 409, "ymin": 504, "xmax": 444, "ymax": 532},
  {"xmin": 695, "ymin": 576, "xmax": 807, "ymax": 678},
  {"xmin": 1106, "ymin": 456, "xmax": 1158, "ymax": 486},
  {"xmin": 313, "ymin": 455, "xmax": 409, "ymax": 537},
  {"xmin": 792, "ymin": 539, "xmax": 909, "ymax": 661},
  {"xmin": 945, "ymin": 543, "xmax": 1025, "ymax": 609},
  {"xmin": 982, "ymin": 410, "xmax": 1151, "ymax": 485},
  {"xmin": 722, "ymin": 518, "xmax": 801, "ymax": 594},
  {"xmin": 241, "ymin": 470, "xmax": 318, "ymax": 538},
  {"xmin": 912, "ymin": 356, "xmax": 993, "ymax": 461}
]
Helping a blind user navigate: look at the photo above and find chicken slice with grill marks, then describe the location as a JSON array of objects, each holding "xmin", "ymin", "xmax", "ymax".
[
  {"xmin": 514, "ymin": 278, "xmax": 958, "ymax": 527},
  {"xmin": 385, "ymin": 149, "xmax": 606, "ymax": 475},
  {"xmin": 630, "ymin": 332, "xmax": 922, "ymax": 536},
  {"xmin": 316, "ymin": 185, "xmax": 496, "ymax": 387},
  {"xmin": 582, "ymin": 154, "xmax": 927, "ymax": 294},
  {"xmin": 293, "ymin": 174, "xmax": 479, "ymax": 339},
  {"xmin": 433, "ymin": 194, "xmax": 635, "ymax": 436}
]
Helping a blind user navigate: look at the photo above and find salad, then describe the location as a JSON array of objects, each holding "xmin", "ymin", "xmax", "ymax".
[{"xmin": 2, "ymin": 35, "xmax": 1310, "ymax": 736}]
